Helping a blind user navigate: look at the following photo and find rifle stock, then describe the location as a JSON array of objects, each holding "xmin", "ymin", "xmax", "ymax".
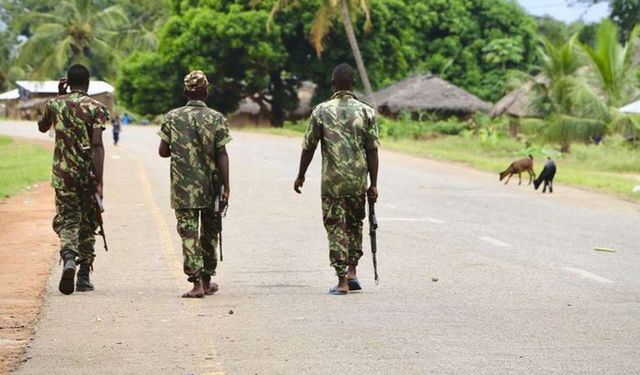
[{"xmin": 368, "ymin": 200, "xmax": 379, "ymax": 284}]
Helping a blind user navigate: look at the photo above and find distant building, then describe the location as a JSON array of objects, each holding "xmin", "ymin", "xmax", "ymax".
[
  {"xmin": 367, "ymin": 74, "xmax": 492, "ymax": 118},
  {"xmin": 0, "ymin": 89, "xmax": 20, "ymax": 118},
  {"xmin": 0, "ymin": 80, "xmax": 115, "ymax": 120}
]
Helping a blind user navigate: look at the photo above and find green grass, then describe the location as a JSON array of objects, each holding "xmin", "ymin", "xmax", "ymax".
[
  {"xmin": 237, "ymin": 120, "xmax": 640, "ymax": 202},
  {"xmin": 383, "ymin": 136, "xmax": 640, "ymax": 202},
  {"xmin": 0, "ymin": 136, "xmax": 52, "ymax": 199}
]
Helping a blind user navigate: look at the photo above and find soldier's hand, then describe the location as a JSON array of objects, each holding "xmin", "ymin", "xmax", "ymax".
[
  {"xmin": 97, "ymin": 183, "xmax": 104, "ymax": 199},
  {"xmin": 367, "ymin": 185, "xmax": 378, "ymax": 203},
  {"xmin": 57, "ymin": 78, "xmax": 68, "ymax": 95},
  {"xmin": 294, "ymin": 176, "xmax": 305, "ymax": 194},
  {"xmin": 222, "ymin": 189, "xmax": 230, "ymax": 211}
]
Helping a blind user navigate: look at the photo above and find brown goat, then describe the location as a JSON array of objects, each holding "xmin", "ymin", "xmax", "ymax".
[{"xmin": 499, "ymin": 155, "xmax": 535, "ymax": 185}]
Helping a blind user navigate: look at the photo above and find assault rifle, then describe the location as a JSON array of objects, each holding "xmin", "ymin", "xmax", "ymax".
[
  {"xmin": 85, "ymin": 150, "xmax": 108, "ymax": 252},
  {"xmin": 368, "ymin": 199, "xmax": 379, "ymax": 284},
  {"xmin": 212, "ymin": 170, "xmax": 227, "ymax": 261}
]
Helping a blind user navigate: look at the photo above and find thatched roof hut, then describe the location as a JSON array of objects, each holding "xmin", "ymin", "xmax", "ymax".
[
  {"xmin": 370, "ymin": 75, "xmax": 492, "ymax": 117},
  {"xmin": 489, "ymin": 84, "xmax": 532, "ymax": 118},
  {"xmin": 490, "ymin": 75, "xmax": 548, "ymax": 119}
]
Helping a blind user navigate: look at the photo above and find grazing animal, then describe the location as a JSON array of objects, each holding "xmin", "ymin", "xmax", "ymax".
[
  {"xmin": 499, "ymin": 155, "xmax": 535, "ymax": 185},
  {"xmin": 534, "ymin": 157, "xmax": 556, "ymax": 193}
]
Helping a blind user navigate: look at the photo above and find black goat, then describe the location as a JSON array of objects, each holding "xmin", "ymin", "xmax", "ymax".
[{"xmin": 533, "ymin": 158, "xmax": 556, "ymax": 193}]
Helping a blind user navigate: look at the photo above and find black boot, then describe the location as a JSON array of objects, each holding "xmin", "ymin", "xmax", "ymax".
[
  {"xmin": 76, "ymin": 263, "xmax": 94, "ymax": 292},
  {"xmin": 58, "ymin": 255, "xmax": 76, "ymax": 295}
]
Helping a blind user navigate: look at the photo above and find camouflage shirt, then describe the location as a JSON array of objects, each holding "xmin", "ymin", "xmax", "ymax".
[
  {"xmin": 159, "ymin": 100, "xmax": 232, "ymax": 209},
  {"xmin": 41, "ymin": 91, "xmax": 109, "ymax": 191},
  {"xmin": 303, "ymin": 90, "xmax": 379, "ymax": 197}
]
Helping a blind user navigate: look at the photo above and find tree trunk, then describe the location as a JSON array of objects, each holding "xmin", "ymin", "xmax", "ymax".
[
  {"xmin": 269, "ymin": 70, "xmax": 285, "ymax": 127},
  {"xmin": 338, "ymin": 0, "xmax": 375, "ymax": 106}
]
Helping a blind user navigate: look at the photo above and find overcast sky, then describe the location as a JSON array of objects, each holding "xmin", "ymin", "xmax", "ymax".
[{"xmin": 517, "ymin": 0, "xmax": 610, "ymax": 23}]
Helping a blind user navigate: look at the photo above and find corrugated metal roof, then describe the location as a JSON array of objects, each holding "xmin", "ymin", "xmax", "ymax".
[
  {"xmin": 0, "ymin": 89, "xmax": 20, "ymax": 100},
  {"xmin": 620, "ymin": 100, "xmax": 640, "ymax": 114},
  {"xmin": 15, "ymin": 80, "xmax": 114, "ymax": 95}
]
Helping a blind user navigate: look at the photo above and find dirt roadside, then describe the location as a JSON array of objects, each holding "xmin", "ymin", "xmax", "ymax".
[
  {"xmin": 0, "ymin": 124, "xmax": 60, "ymax": 375},
  {"xmin": 0, "ymin": 184, "xmax": 58, "ymax": 374}
]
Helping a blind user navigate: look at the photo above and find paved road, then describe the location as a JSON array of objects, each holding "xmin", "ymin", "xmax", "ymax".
[{"xmin": 2, "ymin": 121, "xmax": 640, "ymax": 374}]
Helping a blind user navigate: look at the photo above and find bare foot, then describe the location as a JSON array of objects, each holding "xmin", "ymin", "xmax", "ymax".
[
  {"xmin": 204, "ymin": 280, "xmax": 219, "ymax": 295},
  {"xmin": 329, "ymin": 276, "xmax": 349, "ymax": 295},
  {"xmin": 181, "ymin": 281, "xmax": 205, "ymax": 298},
  {"xmin": 347, "ymin": 265, "xmax": 357, "ymax": 281}
]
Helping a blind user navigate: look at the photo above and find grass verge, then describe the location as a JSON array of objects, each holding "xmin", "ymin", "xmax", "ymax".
[
  {"xmin": 236, "ymin": 125, "xmax": 640, "ymax": 202},
  {"xmin": 0, "ymin": 136, "xmax": 51, "ymax": 199}
]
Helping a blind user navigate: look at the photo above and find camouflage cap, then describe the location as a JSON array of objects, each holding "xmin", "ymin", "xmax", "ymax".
[{"xmin": 184, "ymin": 70, "xmax": 209, "ymax": 92}]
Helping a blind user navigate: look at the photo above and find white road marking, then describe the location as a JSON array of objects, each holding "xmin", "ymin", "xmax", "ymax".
[
  {"xmin": 377, "ymin": 217, "xmax": 446, "ymax": 224},
  {"xmin": 479, "ymin": 236, "xmax": 511, "ymax": 247},
  {"xmin": 565, "ymin": 267, "xmax": 614, "ymax": 284}
]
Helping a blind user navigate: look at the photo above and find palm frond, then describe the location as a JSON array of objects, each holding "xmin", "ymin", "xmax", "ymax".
[{"xmin": 310, "ymin": 4, "xmax": 338, "ymax": 57}]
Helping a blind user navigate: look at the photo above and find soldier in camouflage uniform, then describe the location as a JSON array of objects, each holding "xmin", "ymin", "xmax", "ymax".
[
  {"xmin": 294, "ymin": 63, "xmax": 379, "ymax": 295},
  {"xmin": 158, "ymin": 70, "xmax": 231, "ymax": 298},
  {"xmin": 37, "ymin": 64, "xmax": 109, "ymax": 295}
]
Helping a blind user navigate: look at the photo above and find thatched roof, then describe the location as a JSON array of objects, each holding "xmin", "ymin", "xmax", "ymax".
[
  {"xmin": 369, "ymin": 75, "xmax": 492, "ymax": 116},
  {"xmin": 490, "ymin": 74, "xmax": 550, "ymax": 119},
  {"xmin": 489, "ymin": 83, "xmax": 533, "ymax": 119}
]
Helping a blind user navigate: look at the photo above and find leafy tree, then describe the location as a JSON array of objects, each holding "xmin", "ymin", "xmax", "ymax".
[
  {"xmin": 15, "ymin": 0, "xmax": 128, "ymax": 80},
  {"xmin": 120, "ymin": 0, "xmax": 540, "ymax": 120},
  {"xmin": 0, "ymin": 31, "xmax": 11, "ymax": 92},
  {"xmin": 265, "ymin": 0, "xmax": 375, "ymax": 99},
  {"xmin": 118, "ymin": 2, "xmax": 295, "ymax": 125},
  {"xmin": 610, "ymin": 0, "xmax": 640, "ymax": 41},
  {"xmin": 482, "ymin": 38, "xmax": 525, "ymax": 69},
  {"xmin": 575, "ymin": 0, "xmax": 640, "ymax": 41}
]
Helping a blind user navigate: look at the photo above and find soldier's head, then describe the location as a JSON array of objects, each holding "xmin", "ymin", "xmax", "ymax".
[
  {"xmin": 331, "ymin": 63, "xmax": 355, "ymax": 91},
  {"xmin": 183, "ymin": 70, "xmax": 209, "ymax": 101},
  {"xmin": 67, "ymin": 64, "xmax": 90, "ymax": 92}
]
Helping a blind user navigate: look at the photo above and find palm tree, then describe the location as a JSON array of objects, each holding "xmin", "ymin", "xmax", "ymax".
[
  {"xmin": 580, "ymin": 20, "xmax": 640, "ymax": 108},
  {"xmin": 580, "ymin": 20, "xmax": 640, "ymax": 140},
  {"xmin": 16, "ymin": 0, "xmax": 128, "ymax": 81},
  {"xmin": 528, "ymin": 36, "xmax": 609, "ymax": 152},
  {"xmin": 265, "ymin": 0, "xmax": 375, "ymax": 100}
]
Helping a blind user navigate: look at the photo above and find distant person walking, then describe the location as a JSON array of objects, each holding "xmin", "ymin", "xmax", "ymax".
[
  {"xmin": 122, "ymin": 113, "xmax": 131, "ymax": 125},
  {"xmin": 36, "ymin": 64, "xmax": 109, "ymax": 295},
  {"xmin": 112, "ymin": 114, "xmax": 121, "ymax": 145},
  {"xmin": 158, "ymin": 70, "xmax": 231, "ymax": 298},
  {"xmin": 294, "ymin": 63, "xmax": 380, "ymax": 295}
]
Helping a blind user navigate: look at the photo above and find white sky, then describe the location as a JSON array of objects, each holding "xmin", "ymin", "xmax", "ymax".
[{"xmin": 517, "ymin": 0, "xmax": 610, "ymax": 23}]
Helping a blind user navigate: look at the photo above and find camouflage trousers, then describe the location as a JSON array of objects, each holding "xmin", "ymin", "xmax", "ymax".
[
  {"xmin": 322, "ymin": 194, "xmax": 366, "ymax": 277},
  {"xmin": 175, "ymin": 208, "xmax": 218, "ymax": 282},
  {"xmin": 52, "ymin": 189, "xmax": 96, "ymax": 265}
]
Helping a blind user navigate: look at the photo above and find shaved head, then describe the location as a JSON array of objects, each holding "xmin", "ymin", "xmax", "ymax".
[{"xmin": 331, "ymin": 63, "xmax": 355, "ymax": 91}]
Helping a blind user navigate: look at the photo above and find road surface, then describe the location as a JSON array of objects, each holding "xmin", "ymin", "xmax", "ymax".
[{"xmin": 1, "ymin": 121, "xmax": 639, "ymax": 374}]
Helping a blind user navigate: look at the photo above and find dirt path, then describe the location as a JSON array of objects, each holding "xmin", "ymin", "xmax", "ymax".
[{"xmin": 0, "ymin": 184, "xmax": 57, "ymax": 374}]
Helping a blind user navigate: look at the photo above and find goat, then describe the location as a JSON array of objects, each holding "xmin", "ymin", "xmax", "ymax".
[
  {"xmin": 499, "ymin": 155, "xmax": 535, "ymax": 185},
  {"xmin": 533, "ymin": 157, "xmax": 556, "ymax": 193}
]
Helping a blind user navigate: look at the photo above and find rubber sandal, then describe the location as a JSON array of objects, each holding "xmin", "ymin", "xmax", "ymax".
[
  {"xmin": 347, "ymin": 279, "xmax": 362, "ymax": 291},
  {"xmin": 328, "ymin": 287, "xmax": 348, "ymax": 295}
]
